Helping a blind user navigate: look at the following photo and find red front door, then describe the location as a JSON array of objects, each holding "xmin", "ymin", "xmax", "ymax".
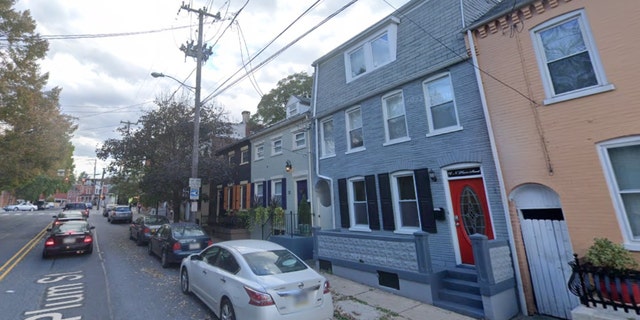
[{"xmin": 449, "ymin": 177, "xmax": 494, "ymax": 265}]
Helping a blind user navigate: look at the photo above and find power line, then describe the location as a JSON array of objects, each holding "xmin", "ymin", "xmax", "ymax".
[{"xmin": 0, "ymin": 25, "xmax": 194, "ymax": 41}]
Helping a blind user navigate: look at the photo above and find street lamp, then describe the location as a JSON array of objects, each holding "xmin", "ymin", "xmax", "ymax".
[{"xmin": 151, "ymin": 71, "xmax": 201, "ymax": 222}]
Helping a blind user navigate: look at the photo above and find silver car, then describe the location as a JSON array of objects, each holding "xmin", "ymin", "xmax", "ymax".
[
  {"xmin": 107, "ymin": 205, "xmax": 133, "ymax": 224},
  {"xmin": 179, "ymin": 239, "xmax": 333, "ymax": 320}
]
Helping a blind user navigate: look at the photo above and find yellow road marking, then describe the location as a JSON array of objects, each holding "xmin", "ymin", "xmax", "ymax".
[{"xmin": 0, "ymin": 225, "xmax": 49, "ymax": 281}]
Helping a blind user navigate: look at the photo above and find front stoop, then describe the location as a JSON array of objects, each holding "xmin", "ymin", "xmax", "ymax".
[{"xmin": 434, "ymin": 267, "xmax": 484, "ymax": 319}]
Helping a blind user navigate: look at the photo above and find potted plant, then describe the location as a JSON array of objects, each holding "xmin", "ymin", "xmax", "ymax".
[{"xmin": 584, "ymin": 238, "xmax": 640, "ymax": 303}]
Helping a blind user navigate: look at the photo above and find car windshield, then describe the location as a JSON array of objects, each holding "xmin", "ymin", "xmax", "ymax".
[
  {"xmin": 58, "ymin": 211, "xmax": 85, "ymax": 218},
  {"xmin": 146, "ymin": 216, "xmax": 169, "ymax": 225},
  {"xmin": 65, "ymin": 203, "xmax": 86, "ymax": 210},
  {"xmin": 115, "ymin": 207, "xmax": 131, "ymax": 213},
  {"xmin": 172, "ymin": 225, "xmax": 205, "ymax": 238},
  {"xmin": 53, "ymin": 222, "xmax": 89, "ymax": 233},
  {"xmin": 243, "ymin": 249, "xmax": 308, "ymax": 276}
]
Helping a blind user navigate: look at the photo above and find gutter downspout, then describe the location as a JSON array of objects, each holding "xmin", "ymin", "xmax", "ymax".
[
  {"xmin": 312, "ymin": 64, "xmax": 336, "ymax": 230},
  {"xmin": 467, "ymin": 27, "xmax": 527, "ymax": 315}
]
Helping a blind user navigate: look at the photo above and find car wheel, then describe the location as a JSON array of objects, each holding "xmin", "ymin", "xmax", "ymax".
[
  {"xmin": 129, "ymin": 230, "xmax": 134, "ymax": 240},
  {"xmin": 147, "ymin": 242, "xmax": 154, "ymax": 256},
  {"xmin": 180, "ymin": 269, "xmax": 190, "ymax": 295},
  {"xmin": 42, "ymin": 250, "xmax": 49, "ymax": 259},
  {"xmin": 136, "ymin": 233, "xmax": 144, "ymax": 246},
  {"xmin": 29, "ymin": 208, "xmax": 34, "ymax": 211},
  {"xmin": 220, "ymin": 299, "xmax": 236, "ymax": 320},
  {"xmin": 13, "ymin": 207, "xmax": 18, "ymax": 211},
  {"xmin": 86, "ymin": 246, "xmax": 93, "ymax": 255},
  {"xmin": 161, "ymin": 250, "xmax": 170, "ymax": 268}
]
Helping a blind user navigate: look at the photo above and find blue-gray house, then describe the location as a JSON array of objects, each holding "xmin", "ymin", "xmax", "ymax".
[{"xmin": 311, "ymin": 1, "xmax": 522, "ymax": 319}]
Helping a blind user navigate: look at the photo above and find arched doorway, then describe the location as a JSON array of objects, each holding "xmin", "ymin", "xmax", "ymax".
[{"xmin": 511, "ymin": 184, "xmax": 578, "ymax": 319}]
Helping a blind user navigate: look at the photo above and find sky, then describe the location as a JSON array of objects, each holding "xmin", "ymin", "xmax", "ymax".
[{"xmin": 14, "ymin": 0, "xmax": 411, "ymax": 178}]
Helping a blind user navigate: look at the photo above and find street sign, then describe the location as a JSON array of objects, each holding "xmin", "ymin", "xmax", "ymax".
[
  {"xmin": 189, "ymin": 188, "xmax": 199, "ymax": 200},
  {"xmin": 189, "ymin": 178, "xmax": 201, "ymax": 188}
]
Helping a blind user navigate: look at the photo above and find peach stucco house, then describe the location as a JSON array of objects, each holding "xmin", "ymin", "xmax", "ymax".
[{"xmin": 466, "ymin": 0, "xmax": 640, "ymax": 318}]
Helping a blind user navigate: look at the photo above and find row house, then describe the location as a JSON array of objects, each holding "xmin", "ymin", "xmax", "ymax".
[
  {"xmin": 310, "ymin": 1, "xmax": 520, "ymax": 319},
  {"xmin": 466, "ymin": 0, "xmax": 640, "ymax": 318}
]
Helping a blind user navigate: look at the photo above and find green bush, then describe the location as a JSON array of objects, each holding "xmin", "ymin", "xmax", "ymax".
[{"xmin": 585, "ymin": 238, "xmax": 639, "ymax": 272}]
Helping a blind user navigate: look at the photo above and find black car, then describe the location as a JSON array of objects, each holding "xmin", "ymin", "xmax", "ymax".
[
  {"xmin": 129, "ymin": 215, "xmax": 170, "ymax": 246},
  {"xmin": 147, "ymin": 223, "xmax": 212, "ymax": 268},
  {"xmin": 42, "ymin": 220, "xmax": 94, "ymax": 258}
]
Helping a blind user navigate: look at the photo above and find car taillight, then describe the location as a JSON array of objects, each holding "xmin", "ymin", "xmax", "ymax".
[
  {"xmin": 143, "ymin": 227, "xmax": 150, "ymax": 235},
  {"xmin": 207, "ymin": 240, "xmax": 213, "ymax": 246},
  {"xmin": 83, "ymin": 235, "xmax": 93, "ymax": 243},
  {"xmin": 323, "ymin": 280, "xmax": 331, "ymax": 294},
  {"xmin": 244, "ymin": 286, "xmax": 274, "ymax": 306},
  {"xmin": 172, "ymin": 242, "xmax": 181, "ymax": 251},
  {"xmin": 45, "ymin": 237, "xmax": 55, "ymax": 246}
]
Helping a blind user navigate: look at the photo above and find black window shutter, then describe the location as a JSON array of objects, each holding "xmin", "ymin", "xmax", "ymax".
[
  {"xmin": 338, "ymin": 178, "xmax": 350, "ymax": 228},
  {"xmin": 251, "ymin": 183, "xmax": 255, "ymax": 207},
  {"xmin": 365, "ymin": 175, "xmax": 380, "ymax": 230},
  {"xmin": 415, "ymin": 168, "xmax": 437, "ymax": 233},
  {"xmin": 266, "ymin": 180, "xmax": 271, "ymax": 207},
  {"xmin": 281, "ymin": 178, "xmax": 287, "ymax": 210},
  {"xmin": 377, "ymin": 173, "xmax": 395, "ymax": 231}
]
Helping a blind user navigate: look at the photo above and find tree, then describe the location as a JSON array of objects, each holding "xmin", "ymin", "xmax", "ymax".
[
  {"xmin": 251, "ymin": 71, "xmax": 312, "ymax": 126},
  {"xmin": 97, "ymin": 94, "xmax": 233, "ymax": 219},
  {"xmin": 0, "ymin": 1, "xmax": 76, "ymax": 192}
]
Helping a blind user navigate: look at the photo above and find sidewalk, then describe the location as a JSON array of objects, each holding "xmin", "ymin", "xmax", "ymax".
[{"xmin": 322, "ymin": 271, "xmax": 476, "ymax": 320}]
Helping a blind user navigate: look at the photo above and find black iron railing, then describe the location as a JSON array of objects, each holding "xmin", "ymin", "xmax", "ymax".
[{"xmin": 569, "ymin": 254, "xmax": 640, "ymax": 315}]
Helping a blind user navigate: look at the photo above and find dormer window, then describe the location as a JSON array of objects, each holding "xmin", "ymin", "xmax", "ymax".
[{"xmin": 344, "ymin": 19, "xmax": 398, "ymax": 82}]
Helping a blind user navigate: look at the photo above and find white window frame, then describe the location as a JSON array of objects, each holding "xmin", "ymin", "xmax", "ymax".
[
  {"xmin": 531, "ymin": 9, "xmax": 614, "ymax": 105},
  {"xmin": 254, "ymin": 142, "xmax": 264, "ymax": 161},
  {"xmin": 423, "ymin": 73, "xmax": 462, "ymax": 136},
  {"xmin": 293, "ymin": 131, "xmax": 306, "ymax": 150},
  {"xmin": 390, "ymin": 171, "xmax": 421, "ymax": 234},
  {"xmin": 272, "ymin": 179, "xmax": 283, "ymax": 206},
  {"xmin": 348, "ymin": 177, "xmax": 370, "ymax": 232},
  {"xmin": 271, "ymin": 136, "xmax": 283, "ymax": 156},
  {"xmin": 254, "ymin": 181, "xmax": 264, "ymax": 207},
  {"xmin": 239, "ymin": 184, "xmax": 247, "ymax": 210},
  {"xmin": 598, "ymin": 136, "xmax": 640, "ymax": 250},
  {"xmin": 240, "ymin": 147, "xmax": 249, "ymax": 165},
  {"xmin": 345, "ymin": 106, "xmax": 365, "ymax": 153},
  {"xmin": 227, "ymin": 151, "xmax": 235, "ymax": 166},
  {"xmin": 320, "ymin": 117, "xmax": 335, "ymax": 158},
  {"xmin": 344, "ymin": 19, "xmax": 398, "ymax": 82},
  {"xmin": 382, "ymin": 90, "xmax": 410, "ymax": 145}
]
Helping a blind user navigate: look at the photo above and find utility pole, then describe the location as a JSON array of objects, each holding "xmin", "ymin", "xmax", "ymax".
[
  {"xmin": 97, "ymin": 168, "xmax": 105, "ymax": 210},
  {"xmin": 179, "ymin": 3, "xmax": 219, "ymax": 223},
  {"xmin": 120, "ymin": 120, "xmax": 137, "ymax": 135}
]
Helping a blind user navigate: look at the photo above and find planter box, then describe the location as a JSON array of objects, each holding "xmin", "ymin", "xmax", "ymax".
[{"xmin": 211, "ymin": 226, "xmax": 250, "ymax": 241}]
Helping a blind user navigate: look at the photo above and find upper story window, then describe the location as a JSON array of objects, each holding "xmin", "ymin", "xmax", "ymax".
[
  {"xmin": 423, "ymin": 73, "xmax": 461, "ymax": 136},
  {"xmin": 598, "ymin": 137, "xmax": 640, "ymax": 250},
  {"xmin": 390, "ymin": 171, "xmax": 420, "ymax": 234},
  {"xmin": 346, "ymin": 106, "xmax": 364, "ymax": 152},
  {"xmin": 320, "ymin": 118, "xmax": 335, "ymax": 158},
  {"xmin": 240, "ymin": 147, "xmax": 249, "ymax": 165},
  {"xmin": 255, "ymin": 142, "xmax": 264, "ymax": 160},
  {"xmin": 271, "ymin": 136, "xmax": 282, "ymax": 156},
  {"xmin": 227, "ymin": 151, "xmax": 235, "ymax": 166},
  {"xmin": 344, "ymin": 20, "xmax": 398, "ymax": 82},
  {"xmin": 382, "ymin": 90, "xmax": 409, "ymax": 145},
  {"xmin": 293, "ymin": 131, "xmax": 306, "ymax": 149},
  {"xmin": 531, "ymin": 9, "xmax": 614, "ymax": 105}
]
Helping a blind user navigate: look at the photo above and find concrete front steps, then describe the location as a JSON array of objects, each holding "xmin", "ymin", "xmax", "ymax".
[{"xmin": 434, "ymin": 266, "xmax": 484, "ymax": 319}]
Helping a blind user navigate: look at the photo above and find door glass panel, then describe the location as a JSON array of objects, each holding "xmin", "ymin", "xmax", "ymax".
[{"xmin": 460, "ymin": 186, "xmax": 485, "ymax": 235}]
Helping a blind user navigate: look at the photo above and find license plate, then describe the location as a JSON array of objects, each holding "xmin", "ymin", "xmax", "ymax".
[
  {"xmin": 189, "ymin": 243, "xmax": 200, "ymax": 250},
  {"xmin": 294, "ymin": 291, "xmax": 309, "ymax": 306},
  {"xmin": 63, "ymin": 237, "xmax": 75, "ymax": 244}
]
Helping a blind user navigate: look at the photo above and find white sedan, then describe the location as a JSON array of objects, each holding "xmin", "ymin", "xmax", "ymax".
[
  {"xmin": 3, "ymin": 202, "xmax": 37, "ymax": 211},
  {"xmin": 180, "ymin": 239, "xmax": 333, "ymax": 320}
]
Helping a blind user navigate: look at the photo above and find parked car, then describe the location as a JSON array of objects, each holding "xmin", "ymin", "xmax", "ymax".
[
  {"xmin": 148, "ymin": 222, "xmax": 212, "ymax": 268},
  {"xmin": 42, "ymin": 220, "xmax": 94, "ymax": 258},
  {"xmin": 35, "ymin": 200, "xmax": 47, "ymax": 210},
  {"xmin": 52, "ymin": 210, "xmax": 87, "ymax": 226},
  {"xmin": 63, "ymin": 202, "xmax": 89, "ymax": 217},
  {"xmin": 85, "ymin": 202, "xmax": 93, "ymax": 209},
  {"xmin": 102, "ymin": 204, "xmax": 116, "ymax": 217},
  {"xmin": 46, "ymin": 202, "xmax": 55, "ymax": 209},
  {"xmin": 107, "ymin": 205, "xmax": 133, "ymax": 224},
  {"xmin": 3, "ymin": 202, "xmax": 37, "ymax": 211},
  {"xmin": 179, "ymin": 239, "xmax": 333, "ymax": 320},
  {"xmin": 129, "ymin": 214, "xmax": 170, "ymax": 246}
]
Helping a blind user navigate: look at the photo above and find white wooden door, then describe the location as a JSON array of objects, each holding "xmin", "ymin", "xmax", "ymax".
[{"xmin": 520, "ymin": 216, "xmax": 579, "ymax": 319}]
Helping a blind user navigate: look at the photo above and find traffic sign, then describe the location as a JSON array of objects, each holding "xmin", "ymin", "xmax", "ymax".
[
  {"xmin": 189, "ymin": 178, "xmax": 201, "ymax": 188},
  {"xmin": 189, "ymin": 188, "xmax": 199, "ymax": 200}
]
